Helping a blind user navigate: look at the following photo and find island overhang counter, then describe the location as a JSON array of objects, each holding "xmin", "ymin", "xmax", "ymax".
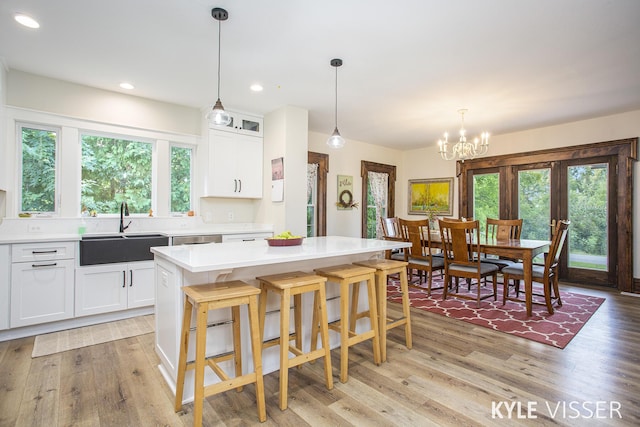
[{"xmin": 151, "ymin": 235, "xmax": 410, "ymax": 402}]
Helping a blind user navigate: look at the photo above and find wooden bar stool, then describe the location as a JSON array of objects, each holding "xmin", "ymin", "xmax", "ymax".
[
  {"xmin": 174, "ymin": 281, "xmax": 266, "ymax": 426},
  {"xmin": 353, "ymin": 259, "xmax": 412, "ymax": 362},
  {"xmin": 313, "ymin": 264, "xmax": 381, "ymax": 383},
  {"xmin": 256, "ymin": 271, "xmax": 333, "ymax": 411}
]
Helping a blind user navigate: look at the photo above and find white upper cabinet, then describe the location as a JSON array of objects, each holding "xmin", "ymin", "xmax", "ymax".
[
  {"xmin": 205, "ymin": 128, "xmax": 263, "ymax": 199},
  {"xmin": 209, "ymin": 111, "xmax": 263, "ymax": 137}
]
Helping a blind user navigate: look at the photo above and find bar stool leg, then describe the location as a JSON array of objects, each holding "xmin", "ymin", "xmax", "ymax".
[
  {"xmin": 294, "ymin": 293, "xmax": 303, "ymax": 369},
  {"xmin": 174, "ymin": 296, "xmax": 193, "ymax": 412},
  {"xmin": 349, "ymin": 284, "xmax": 360, "ymax": 332},
  {"xmin": 375, "ymin": 270, "xmax": 388, "ymax": 363},
  {"xmin": 317, "ymin": 285, "xmax": 334, "ymax": 389},
  {"xmin": 339, "ymin": 281, "xmax": 350, "ymax": 383},
  {"xmin": 399, "ymin": 267, "xmax": 413, "ymax": 350},
  {"xmin": 231, "ymin": 305, "xmax": 243, "ymax": 392},
  {"xmin": 278, "ymin": 289, "xmax": 291, "ymax": 410},
  {"xmin": 247, "ymin": 294, "xmax": 267, "ymax": 422},
  {"xmin": 365, "ymin": 275, "xmax": 382, "ymax": 366},
  {"xmin": 193, "ymin": 303, "xmax": 208, "ymax": 427}
]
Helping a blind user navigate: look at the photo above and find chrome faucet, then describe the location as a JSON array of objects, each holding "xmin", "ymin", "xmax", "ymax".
[{"xmin": 119, "ymin": 202, "xmax": 131, "ymax": 233}]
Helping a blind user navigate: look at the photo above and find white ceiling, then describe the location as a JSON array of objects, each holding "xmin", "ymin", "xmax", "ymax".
[{"xmin": 1, "ymin": 0, "xmax": 639, "ymax": 150}]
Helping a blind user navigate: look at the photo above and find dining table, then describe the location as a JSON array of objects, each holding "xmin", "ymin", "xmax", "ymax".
[
  {"xmin": 480, "ymin": 238, "xmax": 551, "ymax": 316},
  {"xmin": 426, "ymin": 230, "xmax": 550, "ymax": 316}
]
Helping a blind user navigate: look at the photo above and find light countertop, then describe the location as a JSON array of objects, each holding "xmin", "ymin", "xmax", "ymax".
[
  {"xmin": 0, "ymin": 223, "xmax": 273, "ymax": 244},
  {"xmin": 151, "ymin": 235, "xmax": 410, "ymax": 273}
]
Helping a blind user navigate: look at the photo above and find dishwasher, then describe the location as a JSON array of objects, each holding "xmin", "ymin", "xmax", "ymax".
[{"xmin": 172, "ymin": 234, "xmax": 222, "ymax": 245}]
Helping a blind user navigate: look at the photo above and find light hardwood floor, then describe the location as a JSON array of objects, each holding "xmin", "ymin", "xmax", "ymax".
[{"xmin": 1, "ymin": 283, "xmax": 639, "ymax": 426}]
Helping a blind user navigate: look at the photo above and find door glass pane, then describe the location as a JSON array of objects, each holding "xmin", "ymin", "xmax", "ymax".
[
  {"xmin": 567, "ymin": 164, "xmax": 608, "ymax": 270},
  {"xmin": 307, "ymin": 176, "xmax": 317, "ymax": 237},
  {"xmin": 518, "ymin": 168, "xmax": 551, "ymax": 241},
  {"xmin": 472, "ymin": 173, "xmax": 499, "ymax": 237}
]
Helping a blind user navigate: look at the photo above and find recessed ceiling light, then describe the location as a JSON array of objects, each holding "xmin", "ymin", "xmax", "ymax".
[
  {"xmin": 250, "ymin": 84, "xmax": 263, "ymax": 92},
  {"xmin": 15, "ymin": 14, "xmax": 40, "ymax": 29},
  {"xmin": 119, "ymin": 82, "xmax": 135, "ymax": 90}
]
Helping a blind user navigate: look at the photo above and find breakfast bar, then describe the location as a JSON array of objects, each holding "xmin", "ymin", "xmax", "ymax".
[{"xmin": 151, "ymin": 236, "xmax": 410, "ymax": 402}]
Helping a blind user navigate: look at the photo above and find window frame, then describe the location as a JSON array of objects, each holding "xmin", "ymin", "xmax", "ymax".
[
  {"xmin": 16, "ymin": 122, "xmax": 61, "ymax": 216},
  {"xmin": 307, "ymin": 152, "xmax": 329, "ymax": 236},
  {"xmin": 361, "ymin": 160, "xmax": 396, "ymax": 238}
]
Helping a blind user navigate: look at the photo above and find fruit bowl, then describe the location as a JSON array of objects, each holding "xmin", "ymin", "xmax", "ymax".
[{"xmin": 266, "ymin": 237, "xmax": 304, "ymax": 247}]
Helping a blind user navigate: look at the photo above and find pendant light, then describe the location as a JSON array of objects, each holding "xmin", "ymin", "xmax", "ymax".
[
  {"xmin": 327, "ymin": 58, "xmax": 345, "ymax": 148},
  {"xmin": 206, "ymin": 7, "xmax": 232, "ymax": 126}
]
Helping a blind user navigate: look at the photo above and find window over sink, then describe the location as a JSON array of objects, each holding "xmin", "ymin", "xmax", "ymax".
[{"xmin": 81, "ymin": 133, "xmax": 153, "ymax": 214}]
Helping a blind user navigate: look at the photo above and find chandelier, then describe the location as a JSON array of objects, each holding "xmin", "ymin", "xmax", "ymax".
[{"xmin": 437, "ymin": 109, "xmax": 489, "ymax": 161}]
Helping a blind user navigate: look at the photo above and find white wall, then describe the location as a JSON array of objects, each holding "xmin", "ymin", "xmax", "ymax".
[
  {"xmin": 7, "ymin": 70, "xmax": 200, "ymax": 136},
  {"xmin": 308, "ymin": 131, "xmax": 403, "ymax": 237},
  {"xmin": 255, "ymin": 106, "xmax": 309, "ymax": 236}
]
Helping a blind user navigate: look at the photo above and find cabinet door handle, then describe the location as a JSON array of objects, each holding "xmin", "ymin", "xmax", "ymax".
[
  {"xmin": 32, "ymin": 250, "xmax": 57, "ymax": 254},
  {"xmin": 234, "ymin": 179, "xmax": 238, "ymax": 192},
  {"xmin": 31, "ymin": 262, "xmax": 57, "ymax": 268},
  {"xmin": 238, "ymin": 179, "xmax": 242, "ymax": 192},
  {"xmin": 130, "ymin": 270, "xmax": 133, "ymax": 287},
  {"xmin": 122, "ymin": 271, "xmax": 126, "ymax": 288}
]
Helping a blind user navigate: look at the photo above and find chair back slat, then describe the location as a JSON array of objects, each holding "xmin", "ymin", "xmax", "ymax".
[
  {"xmin": 380, "ymin": 217, "xmax": 401, "ymax": 239},
  {"xmin": 398, "ymin": 218, "xmax": 432, "ymax": 259},
  {"xmin": 486, "ymin": 218, "xmax": 523, "ymax": 240},
  {"xmin": 439, "ymin": 219, "xmax": 481, "ymax": 266},
  {"xmin": 546, "ymin": 219, "xmax": 570, "ymax": 272}
]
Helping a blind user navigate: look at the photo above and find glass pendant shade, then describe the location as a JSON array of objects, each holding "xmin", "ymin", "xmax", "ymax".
[
  {"xmin": 327, "ymin": 127, "xmax": 346, "ymax": 148},
  {"xmin": 207, "ymin": 98, "xmax": 232, "ymax": 126}
]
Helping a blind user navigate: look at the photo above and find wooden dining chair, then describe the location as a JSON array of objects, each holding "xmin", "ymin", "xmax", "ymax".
[
  {"xmin": 398, "ymin": 218, "xmax": 444, "ymax": 295},
  {"xmin": 501, "ymin": 220, "xmax": 570, "ymax": 314},
  {"xmin": 482, "ymin": 218, "xmax": 524, "ymax": 270},
  {"xmin": 438, "ymin": 219, "xmax": 498, "ymax": 307},
  {"xmin": 380, "ymin": 217, "xmax": 406, "ymax": 262}
]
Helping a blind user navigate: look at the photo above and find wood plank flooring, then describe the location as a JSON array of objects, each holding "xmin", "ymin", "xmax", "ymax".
[{"xmin": 1, "ymin": 283, "xmax": 639, "ymax": 426}]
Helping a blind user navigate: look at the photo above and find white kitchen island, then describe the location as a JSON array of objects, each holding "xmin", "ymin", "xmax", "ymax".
[{"xmin": 151, "ymin": 236, "xmax": 410, "ymax": 402}]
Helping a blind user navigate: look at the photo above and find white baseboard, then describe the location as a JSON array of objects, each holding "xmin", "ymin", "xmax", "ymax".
[{"xmin": 620, "ymin": 291, "xmax": 640, "ymax": 298}]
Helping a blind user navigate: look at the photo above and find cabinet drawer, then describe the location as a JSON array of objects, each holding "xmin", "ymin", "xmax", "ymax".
[{"xmin": 12, "ymin": 241, "xmax": 76, "ymax": 262}]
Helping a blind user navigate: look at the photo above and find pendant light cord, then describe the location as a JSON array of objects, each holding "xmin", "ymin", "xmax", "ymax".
[
  {"xmin": 217, "ymin": 19, "xmax": 222, "ymax": 99},
  {"xmin": 334, "ymin": 64, "xmax": 338, "ymax": 128}
]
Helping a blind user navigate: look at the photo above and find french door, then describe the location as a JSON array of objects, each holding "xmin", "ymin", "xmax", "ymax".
[{"xmin": 460, "ymin": 138, "xmax": 635, "ymax": 291}]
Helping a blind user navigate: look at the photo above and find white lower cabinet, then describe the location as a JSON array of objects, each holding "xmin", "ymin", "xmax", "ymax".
[
  {"xmin": 10, "ymin": 241, "xmax": 76, "ymax": 328},
  {"xmin": 10, "ymin": 258, "xmax": 75, "ymax": 328},
  {"xmin": 0, "ymin": 245, "xmax": 10, "ymax": 330},
  {"xmin": 75, "ymin": 261, "xmax": 155, "ymax": 317}
]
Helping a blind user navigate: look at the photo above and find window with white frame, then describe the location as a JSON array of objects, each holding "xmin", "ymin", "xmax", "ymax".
[
  {"xmin": 81, "ymin": 133, "xmax": 153, "ymax": 214},
  {"xmin": 18, "ymin": 123, "xmax": 60, "ymax": 214},
  {"xmin": 170, "ymin": 144, "xmax": 193, "ymax": 214}
]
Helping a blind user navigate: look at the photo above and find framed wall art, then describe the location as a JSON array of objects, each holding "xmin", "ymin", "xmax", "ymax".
[
  {"xmin": 336, "ymin": 174, "xmax": 358, "ymax": 210},
  {"xmin": 408, "ymin": 177, "xmax": 454, "ymax": 216}
]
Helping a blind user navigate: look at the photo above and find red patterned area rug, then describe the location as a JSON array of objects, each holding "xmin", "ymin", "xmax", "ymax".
[{"xmin": 387, "ymin": 277, "xmax": 604, "ymax": 349}]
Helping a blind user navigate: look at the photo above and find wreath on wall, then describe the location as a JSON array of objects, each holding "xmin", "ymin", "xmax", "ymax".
[{"xmin": 335, "ymin": 189, "xmax": 359, "ymax": 209}]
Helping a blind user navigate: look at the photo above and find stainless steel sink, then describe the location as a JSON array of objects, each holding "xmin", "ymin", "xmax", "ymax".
[{"xmin": 80, "ymin": 234, "xmax": 169, "ymax": 265}]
